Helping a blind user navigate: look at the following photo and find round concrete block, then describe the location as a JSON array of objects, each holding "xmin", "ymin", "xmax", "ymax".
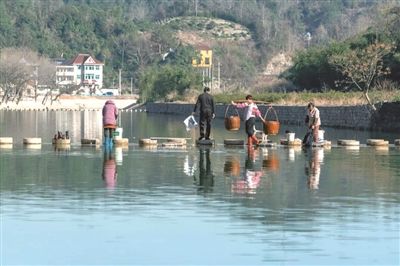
[
  {"xmin": 0, "ymin": 137, "xmax": 13, "ymax": 144},
  {"xmin": 114, "ymin": 138, "xmax": 129, "ymax": 146},
  {"xmin": 23, "ymin": 137, "xmax": 42, "ymax": 144},
  {"xmin": 337, "ymin": 139, "xmax": 360, "ymax": 146},
  {"xmin": 139, "ymin": 138, "xmax": 157, "ymax": 146},
  {"xmin": 366, "ymin": 139, "xmax": 389, "ymax": 146}
]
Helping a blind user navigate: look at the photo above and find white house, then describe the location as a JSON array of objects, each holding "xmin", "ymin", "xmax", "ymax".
[{"xmin": 56, "ymin": 54, "xmax": 104, "ymax": 90}]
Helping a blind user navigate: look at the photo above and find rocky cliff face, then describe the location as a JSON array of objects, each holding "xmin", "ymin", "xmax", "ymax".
[{"xmin": 264, "ymin": 53, "xmax": 293, "ymax": 76}]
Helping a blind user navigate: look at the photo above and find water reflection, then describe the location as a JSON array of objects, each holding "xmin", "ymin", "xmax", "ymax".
[
  {"xmin": 196, "ymin": 147, "xmax": 214, "ymax": 193},
  {"xmin": 232, "ymin": 149, "xmax": 263, "ymax": 194},
  {"xmin": 262, "ymin": 149, "xmax": 280, "ymax": 172},
  {"xmin": 224, "ymin": 155, "xmax": 241, "ymax": 177},
  {"xmin": 183, "ymin": 154, "xmax": 197, "ymax": 177},
  {"xmin": 102, "ymin": 149, "xmax": 118, "ymax": 189},
  {"xmin": 305, "ymin": 148, "xmax": 324, "ymax": 190},
  {"xmin": 287, "ymin": 146, "xmax": 302, "ymax": 161}
]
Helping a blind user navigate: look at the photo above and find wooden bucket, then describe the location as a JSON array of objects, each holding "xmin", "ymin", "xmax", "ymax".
[
  {"xmin": 263, "ymin": 107, "xmax": 280, "ymax": 135},
  {"xmin": 224, "ymin": 105, "xmax": 241, "ymax": 131}
]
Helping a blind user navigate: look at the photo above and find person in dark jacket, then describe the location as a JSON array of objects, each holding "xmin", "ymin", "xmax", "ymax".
[{"xmin": 192, "ymin": 87, "xmax": 215, "ymax": 140}]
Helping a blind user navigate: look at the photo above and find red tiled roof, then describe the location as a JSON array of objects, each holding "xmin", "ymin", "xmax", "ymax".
[{"xmin": 68, "ymin": 54, "xmax": 103, "ymax": 65}]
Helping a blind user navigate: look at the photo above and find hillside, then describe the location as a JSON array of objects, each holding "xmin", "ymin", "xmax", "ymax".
[{"xmin": 0, "ymin": 0, "xmax": 399, "ymax": 102}]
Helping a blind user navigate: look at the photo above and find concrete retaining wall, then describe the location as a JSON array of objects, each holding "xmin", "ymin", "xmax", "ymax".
[{"xmin": 145, "ymin": 102, "xmax": 399, "ymax": 131}]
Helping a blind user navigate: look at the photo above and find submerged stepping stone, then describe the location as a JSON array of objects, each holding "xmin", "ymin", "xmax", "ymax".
[
  {"xmin": 139, "ymin": 138, "xmax": 157, "ymax": 146},
  {"xmin": 223, "ymin": 139, "xmax": 244, "ymax": 146},
  {"xmin": 280, "ymin": 138, "xmax": 302, "ymax": 146},
  {"xmin": 23, "ymin": 137, "xmax": 41, "ymax": 144},
  {"xmin": 162, "ymin": 142, "xmax": 187, "ymax": 148},
  {"xmin": 258, "ymin": 141, "xmax": 276, "ymax": 147},
  {"xmin": 395, "ymin": 139, "xmax": 400, "ymax": 146},
  {"xmin": 197, "ymin": 139, "xmax": 214, "ymax": 146},
  {"xmin": 54, "ymin": 139, "xmax": 71, "ymax": 145},
  {"xmin": 312, "ymin": 140, "xmax": 331, "ymax": 147},
  {"xmin": 0, "ymin": 137, "xmax": 13, "ymax": 144},
  {"xmin": 81, "ymin": 138, "xmax": 100, "ymax": 146},
  {"xmin": 337, "ymin": 139, "xmax": 360, "ymax": 146},
  {"xmin": 366, "ymin": 139, "xmax": 389, "ymax": 146},
  {"xmin": 114, "ymin": 138, "xmax": 129, "ymax": 146},
  {"xmin": 165, "ymin": 138, "xmax": 187, "ymax": 145}
]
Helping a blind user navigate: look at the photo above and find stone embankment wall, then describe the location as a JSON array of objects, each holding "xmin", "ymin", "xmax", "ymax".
[{"xmin": 146, "ymin": 102, "xmax": 400, "ymax": 132}]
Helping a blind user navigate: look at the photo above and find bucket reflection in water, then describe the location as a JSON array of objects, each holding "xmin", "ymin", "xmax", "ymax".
[
  {"xmin": 263, "ymin": 151, "xmax": 280, "ymax": 172},
  {"xmin": 224, "ymin": 155, "xmax": 241, "ymax": 177},
  {"xmin": 115, "ymin": 147, "xmax": 124, "ymax": 165}
]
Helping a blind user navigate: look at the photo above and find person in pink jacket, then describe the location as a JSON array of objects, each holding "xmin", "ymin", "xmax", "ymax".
[
  {"xmin": 102, "ymin": 100, "xmax": 118, "ymax": 144},
  {"xmin": 231, "ymin": 95, "xmax": 265, "ymax": 146}
]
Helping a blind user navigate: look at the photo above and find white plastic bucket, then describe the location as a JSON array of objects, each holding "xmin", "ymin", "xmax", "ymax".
[
  {"xmin": 317, "ymin": 130, "xmax": 325, "ymax": 141},
  {"xmin": 114, "ymin": 127, "xmax": 123, "ymax": 140},
  {"xmin": 286, "ymin": 133, "xmax": 295, "ymax": 142}
]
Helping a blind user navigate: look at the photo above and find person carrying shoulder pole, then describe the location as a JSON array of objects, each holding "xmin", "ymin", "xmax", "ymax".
[
  {"xmin": 192, "ymin": 87, "xmax": 215, "ymax": 141},
  {"xmin": 231, "ymin": 95, "xmax": 265, "ymax": 146}
]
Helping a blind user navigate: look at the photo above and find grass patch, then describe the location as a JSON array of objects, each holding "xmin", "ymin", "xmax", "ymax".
[{"xmin": 214, "ymin": 90, "xmax": 400, "ymax": 106}]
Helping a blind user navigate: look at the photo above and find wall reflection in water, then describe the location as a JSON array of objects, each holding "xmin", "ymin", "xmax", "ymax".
[{"xmin": 305, "ymin": 148, "xmax": 324, "ymax": 190}]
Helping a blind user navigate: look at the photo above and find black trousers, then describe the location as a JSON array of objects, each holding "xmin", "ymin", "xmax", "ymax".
[
  {"xmin": 245, "ymin": 117, "xmax": 256, "ymax": 137},
  {"xmin": 199, "ymin": 110, "xmax": 212, "ymax": 139}
]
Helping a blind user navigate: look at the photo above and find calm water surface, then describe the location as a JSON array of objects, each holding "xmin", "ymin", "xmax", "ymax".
[{"xmin": 0, "ymin": 111, "xmax": 399, "ymax": 265}]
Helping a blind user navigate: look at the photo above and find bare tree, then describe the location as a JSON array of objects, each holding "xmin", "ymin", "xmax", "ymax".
[
  {"xmin": 0, "ymin": 48, "xmax": 35, "ymax": 104},
  {"xmin": 329, "ymin": 42, "xmax": 395, "ymax": 110}
]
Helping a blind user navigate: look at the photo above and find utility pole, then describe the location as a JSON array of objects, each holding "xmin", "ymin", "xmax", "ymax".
[
  {"xmin": 218, "ymin": 61, "xmax": 221, "ymax": 90},
  {"xmin": 118, "ymin": 68, "xmax": 122, "ymax": 95},
  {"xmin": 130, "ymin": 77, "xmax": 133, "ymax": 95}
]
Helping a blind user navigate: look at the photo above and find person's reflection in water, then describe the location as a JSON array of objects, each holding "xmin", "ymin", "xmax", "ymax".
[
  {"xmin": 305, "ymin": 148, "xmax": 324, "ymax": 190},
  {"xmin": 232, "ymin": 148, "xmax": 263, "ymax": 195},
  {"xmin": 102, "ymin": 148, "xmax": 118, "ymax": 189},
  {"xmin": 197, "ymin": 147, "xmax": 214, "ymax": 193}
]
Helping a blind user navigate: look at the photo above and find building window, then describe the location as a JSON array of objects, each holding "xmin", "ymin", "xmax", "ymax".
[
  {"xmin": 204, "ymin": 57, "xmax": 210, "ymax": 65},
  {"xmin": 78, "ymin": 66, "xmax": 81, "ymax": 70},
  {"xmin": 96, "ymin": 65, "xmax": 100, "ymax": 70},
  {"xmin": 95, "ymin": 75, "xmax": 100, "ymax": 79},
  {"xmin": 77, "ymin": 75, "xmax": 81, "ymax": 79}
]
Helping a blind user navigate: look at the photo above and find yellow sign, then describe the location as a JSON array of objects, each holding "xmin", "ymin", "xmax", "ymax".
[{"xmin": 192, "ymin": 48, "xmax": 212, "ymax": 67}]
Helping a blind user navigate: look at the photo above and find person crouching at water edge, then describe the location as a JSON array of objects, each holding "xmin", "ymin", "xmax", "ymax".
[
  {"xmin": 305, "ymin": 102, "xmax": 321, "ymax": 143},
  {"xmin": 102, "ymin": 100, "xmax": 118, "ymax": 146},
  {"xmin": 231, "ymin": 95, "xmax": 265, "ymax": 146}
]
